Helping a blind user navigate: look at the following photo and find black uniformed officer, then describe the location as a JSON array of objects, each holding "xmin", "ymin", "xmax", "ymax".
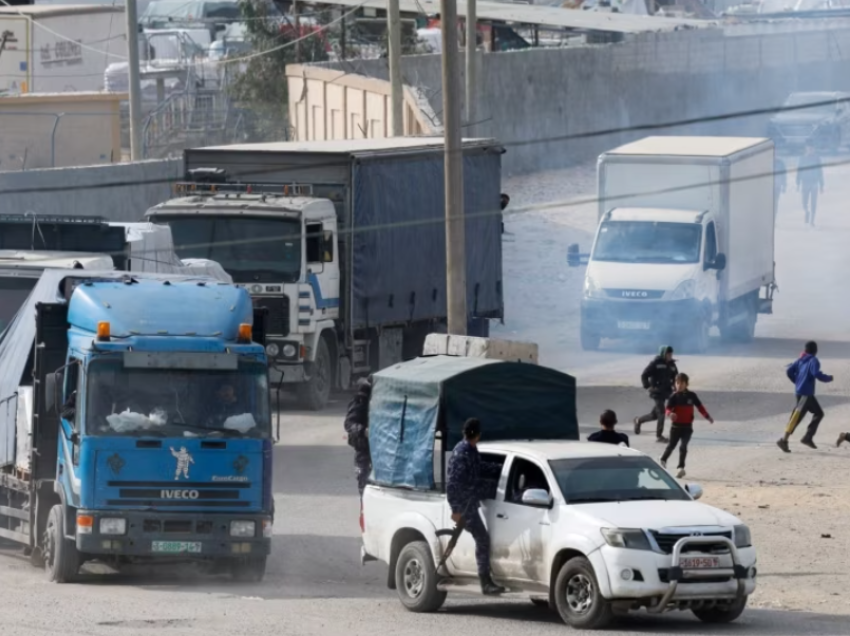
[
  {"xmin": 446, "ymin": 418, "xmax": 505, "ymax": 595},
  {"xmin": 634, "ymin": 345, "xmax": 678, "ymax": 443},
  {"xmin": 344, "ymin": 377, "xmax": 372, "ymax": 497}
]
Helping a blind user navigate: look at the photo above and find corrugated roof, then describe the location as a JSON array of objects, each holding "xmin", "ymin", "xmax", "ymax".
[
  {"xmin": 605, "ymin": 136, "xmax": 771, "ymax": 157},
  {"xmin": 320, "ymin": 0, "xmax": 709, "ymax": 33},
  {"xmin": 196, "ymin": 136, "xmax": 495, "ymax": 154}
]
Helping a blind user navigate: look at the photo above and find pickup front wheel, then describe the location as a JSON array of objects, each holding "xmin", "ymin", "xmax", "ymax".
[
  {"xmin": 394, "ymin": 541, "xmax": 446, "ymax": 613},
  {"xmin": 554, "ymin": 556, "xmax": 613, "ymax": 630}
]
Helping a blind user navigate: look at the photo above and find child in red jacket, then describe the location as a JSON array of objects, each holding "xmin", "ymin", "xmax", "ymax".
[{"xmin": 661, "ymin": 373, "xmax": 714, "ymax": 478}]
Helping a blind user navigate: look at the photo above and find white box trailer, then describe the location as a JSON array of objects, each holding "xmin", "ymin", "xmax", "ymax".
[
  {"xmin": 0, "ymin": 5, "xmax": 126, "ymax": 94},
  {"xmin": 568, "ymin": 136, "xmax": 776, "ymax": 352}
]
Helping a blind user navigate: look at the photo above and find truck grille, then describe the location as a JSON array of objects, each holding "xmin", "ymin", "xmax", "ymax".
[
  {"xmin": 650, "ymin": 530, "xmax": 732, "ymax": 554},
  {"xmin": 106, "ymin": 480, "xmax": 252, "ymax": 508},
  {"xmin": 252, "ymin": 295, "xmax": 290, "ymax": 335},
  {"xmin": 603, "ymin": 289, "xmax": 665, "ymax": 300}
]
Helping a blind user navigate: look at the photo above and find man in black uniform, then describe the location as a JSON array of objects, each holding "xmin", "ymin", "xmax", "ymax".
[
  {"xmin": 446, "ymin": 418, "xmax": 505, "ymax": 595},
  {"xmin": 633, "ymin": 345, "xmax": 678, "ymax": 443},
  {"xmin": 344, "ymin": 377, "xmax": 372, "ymax": 498}
]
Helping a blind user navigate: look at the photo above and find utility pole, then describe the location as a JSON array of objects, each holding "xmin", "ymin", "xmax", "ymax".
[
  {"xmin": 465, "ymin": 0, "xmax": 476, "ymax": 130},
  {"xmin": 125, "ymin": 0, "xmax": 143, "ymax": 160},
  {"xmin": 388, "ymin": 0, "xmax": 404, "ymax": 136},
  {"xmin": 294, "ymin": 0, "xmax": 301, "ymax": 63},
  {"xmin": 440, "ymin": 0, "xmax": 466, "ymax": 335}
]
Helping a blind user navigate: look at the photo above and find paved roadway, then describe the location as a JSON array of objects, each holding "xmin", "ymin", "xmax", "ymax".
[{"xmin": 4, "ymin": 158, "xmax": 850, "ymax": 634}]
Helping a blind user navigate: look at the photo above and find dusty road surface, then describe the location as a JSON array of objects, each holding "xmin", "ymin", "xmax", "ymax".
[{"xmin": 4, "ymin": 157, "xmax": 850, "ymax": 635}]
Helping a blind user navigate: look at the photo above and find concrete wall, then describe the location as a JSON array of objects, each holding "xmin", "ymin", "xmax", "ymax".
[
  {"xmin": 0, "ymin": 158, "xmax": 182, "ymax": 222},
  {"xmin": 0, "ymin": 92, "xmax": 126, "ymax": 171},
  {"xmin": 286, "ymin": 64, "xmax": 439, "ymax": 142},
  {"xmin": 316, "ymin": 20, "xmax": 850, "ymax": 174}
]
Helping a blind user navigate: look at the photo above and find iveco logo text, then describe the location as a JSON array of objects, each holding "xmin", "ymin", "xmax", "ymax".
[
  {"xmin": 621, "ymin": 290, "xmax": 649, "ymax": 298},
  {"xmin": 160, "ymin": 489, "xmax": 200, "ymax": 499}
]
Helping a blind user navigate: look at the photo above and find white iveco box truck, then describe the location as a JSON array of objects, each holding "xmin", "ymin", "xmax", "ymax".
[{"xmin": 568, "ymin": 136, "xmax": 776, "ymax": 353}]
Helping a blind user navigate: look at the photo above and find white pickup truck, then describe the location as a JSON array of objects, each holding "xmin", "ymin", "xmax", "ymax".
[{"xmin": 361, "ymin": 441, "xmax": 756, "ymax": 629}]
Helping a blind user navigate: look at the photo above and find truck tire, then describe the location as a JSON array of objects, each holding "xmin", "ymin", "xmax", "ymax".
[
  {"xmin": 394, "ymin": 541, "xmax": 446, "ymax": 613},
  {"xmin": 230, "ymin": 556, "xmax": 267, "ymax": 583},
  {"xmin": 553, "ymin": 556, "xmax": 613, "ymax": 630},
  {"xmin": 580, "ymin": 324, "xmax": 600, "ymax": 351},
  {"xmin": 688, "ymin": 314, "xmax": 710, "ymax": 354},
  {"xmin": 297, "ymin": 337, "xmax": 332, "ymax": 411},
  {"xmin": 44, "ymin": 504, "xmax": 79, "ymax": 583},
  {"xmin": 692, "ymin": 596, "xmax": 748, "ymax": 623}
]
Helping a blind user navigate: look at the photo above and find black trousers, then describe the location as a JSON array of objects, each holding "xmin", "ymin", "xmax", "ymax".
[
  {"xmin": 789, "ymin": 395, "xmax": 824, "ymax": 440},
  {"xmin": 463, "ymin": 509, "xmax": 491, "ymax": 578},
  {"xmin": 637, "ymin": 396, "xmax": 667, "ymax": 438},
  {"xmin": 802, "ymin": 186, "xmax": 819, "ymax": 224},
  {"xmin": 661, "ymin": 425, "xmax": 693, "ymax": 469}
]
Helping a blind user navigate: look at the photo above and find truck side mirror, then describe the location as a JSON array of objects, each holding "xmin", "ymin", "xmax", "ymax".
[
  {"xmin": 44, "ymin": 371, "xmax": 58, "ymax": 414},
  {"xmin": 712, "ymin": 253, "xmax": 727, "ymax": 271},
  {"xmin": 567, "ymin": 243, "xmax": 581, "ymax": 268}
]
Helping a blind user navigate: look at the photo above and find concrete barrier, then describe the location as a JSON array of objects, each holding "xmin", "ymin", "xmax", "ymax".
[{"xmin": 0, "ymin": 159, "xmax": 182, "ymax": 222}]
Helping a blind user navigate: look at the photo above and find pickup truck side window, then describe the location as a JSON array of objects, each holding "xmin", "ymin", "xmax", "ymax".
[
  {"xmin": 704, "ymin": 222, "xmax": 717, "ymax": 264},
  {"xmin": 505, "ymin": 457, "xmax": 551, "ymax": 506}
]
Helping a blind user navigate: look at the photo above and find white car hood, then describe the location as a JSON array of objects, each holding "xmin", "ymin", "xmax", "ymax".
[
  {"xmin": 571, "ymin": 500, "xmax": 740, "ymax": 529},
  {"xmin": 587, "ymin": 260, "xmax": 698, "ymax": 293}
]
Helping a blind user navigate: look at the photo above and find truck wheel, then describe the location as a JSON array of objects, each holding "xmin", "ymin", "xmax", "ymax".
[
  {"xmin": 394, "ymin": 541, "xmax": 446, "ymax": 613},
  {"xmin": 44, "ymin": 504, "xmax": 79, "ymax": 583},
  {"xmin": 692, "ymin": 596, "xmax": 748, "ymax": 623},
  {"xmin": 230, "ymin": 556, "xmax": 267, "ymax": 583},
  {"xmin": 580, "ymin": 325, "xmax": 600, "ymax": 351},
  {"xmin": 689, "ymin": 314, "xmax": 710, "ymax": 354},
  {"xmin": 554, "ymin": 556, "xmax": 613, "ymax": 630},
  {"xmin": 297, "ymin": 337, "xmax": 332, "ymax": 411}
]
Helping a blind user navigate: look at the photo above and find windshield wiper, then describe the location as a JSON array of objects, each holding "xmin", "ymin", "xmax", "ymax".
[
  {"xmin": 619, "ymin": 495, "xmax": 669, "ymax": 501},
  {"xmin": 566, "ymin": 497, "xmax": 618, "ymax": 504}
]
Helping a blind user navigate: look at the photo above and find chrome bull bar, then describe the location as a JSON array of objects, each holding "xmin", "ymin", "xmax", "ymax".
[{"xmin": 646, "ymin": 535, "xmax": 748, "ymax": 614}]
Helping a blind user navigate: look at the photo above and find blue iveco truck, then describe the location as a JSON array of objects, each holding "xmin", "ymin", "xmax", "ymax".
[{"xmin": 0, "ymin": 270, "xmax": 273, "ymax": 583}]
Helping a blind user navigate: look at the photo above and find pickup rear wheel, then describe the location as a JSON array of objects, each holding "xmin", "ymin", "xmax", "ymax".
[
  {"xmin": 554, "ymin": 556, "xmax": 613, "ymax": 630},
  {"xmin": 692, "ymin": 596, "xmax": 748, "ymax": 623},
  {"xmin": 394, "ymin": 541, "xmax": 446, "ymax": 613},
  {"xmin": 44, "ymin": 504, "xmax": 80, "ymax": 584}
]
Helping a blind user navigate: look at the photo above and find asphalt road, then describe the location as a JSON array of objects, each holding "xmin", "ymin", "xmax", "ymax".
[{"xmin": 4, "ymin": 158, "xmax": 850, "ymax": 635}]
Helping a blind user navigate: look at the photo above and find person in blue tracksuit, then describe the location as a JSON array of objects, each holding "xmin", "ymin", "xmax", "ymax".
[
  {"xmin": 777, "ymin": 341, "xmax": 833, "ymax": 452},
  {"xmin": 446, "ymin": 418, "xmax": 505, "ymax": 595}
]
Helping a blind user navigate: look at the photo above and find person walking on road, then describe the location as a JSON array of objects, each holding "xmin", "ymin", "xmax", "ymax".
[
  {"xmin": 634, "ymin": 345, "xmax": 678, "ymax": 443},
  {"xmin": 778, "ymin": 341, "xmax": 833, "ymax": 452},
  {"xmin": 660, "ymin": 373, "xmax": 714, "ymax": 479},
  {"xmin": 774, "ymin": 156, "xmax": 786, "ymax": 219},
  {"xmin": 446, "ymin": 418, "xmax": 505, "ymax": 596},
  {"xmin": 797, "ymin": 144, "xmax": 824, "ymax": 226},
  {"xmin": 588, "ymin": 410, "xmax": 629, "ymax": 446},
  {"xmin": 344, "ymin": 377, "xmax": 372, "ymax": 498}
]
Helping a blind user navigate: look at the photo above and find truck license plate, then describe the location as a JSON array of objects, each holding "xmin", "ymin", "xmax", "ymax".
[
  {"xmin": 680, "ymin": 556, "xmax": 719, "ymax": 569},
  {"xmin": 152, "ymin": 541, "xmax": 202, "ymax": 554},
  {"xmin": 618, "ymin": 321, "xmax": 650, "ymax": 330}
]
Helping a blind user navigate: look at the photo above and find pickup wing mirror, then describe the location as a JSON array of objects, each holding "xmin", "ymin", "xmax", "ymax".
[
  {"xmin": 521, "ymin": 488, "xmax": 553, "ymax": 508},
  {"xmin": 684, "ymin": 483, "xmax": 704, "ymax": 500}
]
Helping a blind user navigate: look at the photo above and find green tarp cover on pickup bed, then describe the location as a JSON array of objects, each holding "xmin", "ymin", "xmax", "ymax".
[{"xmin": 369, "ymin": 355, "xmax": 578, "ymax": 489}]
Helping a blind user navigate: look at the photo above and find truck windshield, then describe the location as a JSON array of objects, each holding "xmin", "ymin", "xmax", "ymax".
[
  {"xmin": 592, "ymin": 221, "xmax": 702, "ymax": 264},
  {"xmin": 161, "ymin": 215, "xmax": 302, "ymax": 283},
  {"xmin": 85, "ymin": 358, "xmax": 271, "ymax": 438},
  {"xmin": 0, "ymin": 277, "xmax": 37, "ymax": 332},
  {"xmin": 549, "ymin": 455, "xmax": 690, "ymax": 504}
]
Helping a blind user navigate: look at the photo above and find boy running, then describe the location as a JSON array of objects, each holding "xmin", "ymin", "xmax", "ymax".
[
  {"xmin": 778, "ymin": 341, "xmax": 833, "ymax": 452},
  {"xmin": 660, "ymin": 373, "xmax": 714, "ymax": 478}
]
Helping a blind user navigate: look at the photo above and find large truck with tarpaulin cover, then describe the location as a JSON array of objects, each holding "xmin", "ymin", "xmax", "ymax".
[
  {"xmin": 0, "ymin": 270, "xmax": 274, "ymax": 583},
  {"xmin": 145, "ymin": 137, "xmax": 505, "ymax": 411}
]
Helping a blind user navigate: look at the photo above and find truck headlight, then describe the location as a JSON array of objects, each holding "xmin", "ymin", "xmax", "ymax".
[
  {"xmin": 99, "ymin": 518, "xmax": 127, "ymax": 535},
  {"xmin": 265, "ymin": 343, "xmax": 280, "ymax": 357},
  {"xmin": 734, "ymin": 524, "xmax": 752, "ymax": 548},
  {"xmin": 584, "ymin": 276, "xmax": 604, "ymax": 299},
  {"xmin": 665, "ymin": 279, "xmax": 696, "ymax": 301},
  {"xmin": 601, "ymin": 527, "xmax": 651, "ymax": 550},
  {"xmin": 282, "ymin": 343, "xmax": 297, "ymax": 358},
  {"xmin": 230, "ymin": 521, "xmax": 256, "ymax": 537}
]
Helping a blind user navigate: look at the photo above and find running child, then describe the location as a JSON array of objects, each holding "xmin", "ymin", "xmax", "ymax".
[{"xmin": 660, "ymin": 373, "xmax": 714, "ymax": 478}]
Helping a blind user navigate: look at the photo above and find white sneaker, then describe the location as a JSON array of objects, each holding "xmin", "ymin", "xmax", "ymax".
[{"xmin": 676, "ymin": 468, "xmax": 686, "ymax": 479}]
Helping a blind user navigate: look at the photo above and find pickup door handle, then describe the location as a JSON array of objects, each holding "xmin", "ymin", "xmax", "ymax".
[{"xmin": 496, "ymin": 513, "xmax": 508, "ymax": 520}]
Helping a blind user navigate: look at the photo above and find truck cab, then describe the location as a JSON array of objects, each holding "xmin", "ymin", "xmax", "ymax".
[
  {"xmin": 0, "ymin": 272, "xmax": 273, "ymax": 583},
  {"xmin": 579, "ymin": 207, "xmax": 726, "ymax": 352},
  {"xmin": 146, "ymin": 183, "xmax": 342, "ymax": 410}
]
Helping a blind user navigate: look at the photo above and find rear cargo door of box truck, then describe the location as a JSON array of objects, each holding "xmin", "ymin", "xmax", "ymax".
[{"xmin": 726, "ymin": 145, "xmax": 775, "ymax": 301}]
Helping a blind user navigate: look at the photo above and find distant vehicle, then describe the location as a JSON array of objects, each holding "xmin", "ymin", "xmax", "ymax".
[
  {"xmin": 140, "ymin": 0, "xmax": 282, "ymax": 39},
  {"xmin": 768, "ymin": 91, "xmax": 850, "ymax": 151}
]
